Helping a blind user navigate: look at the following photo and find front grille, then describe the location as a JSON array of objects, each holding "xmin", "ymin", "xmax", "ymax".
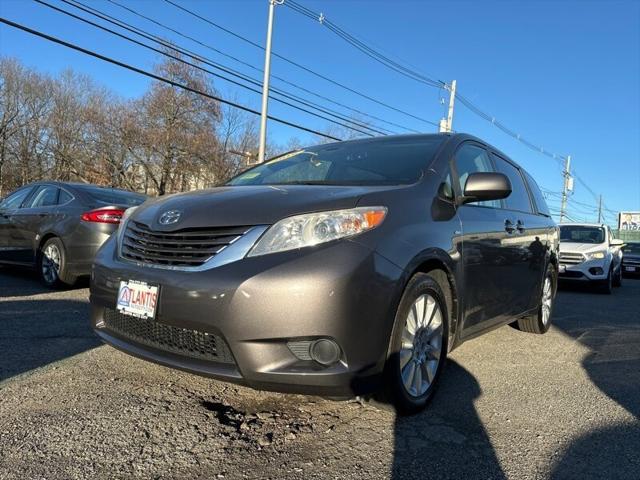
[
  {"xmin": 103, "ymin": 309, "xmax": 235, "ymax": 364},
  {"xmin": 121, "ymin": 221, "xmax": 251, "ymax": 268},
  {"xmin": 623, "ymin": 258, "xmax": 640, "ymax": 266},
  {"xmin": 559, "ymin": 252, "xmax": 585, "ymax": 265}
]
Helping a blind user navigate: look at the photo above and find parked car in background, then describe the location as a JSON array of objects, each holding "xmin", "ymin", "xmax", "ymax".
[
  {"xmin": 91, "ymin": 133, "xmax": 559, "ymax": 413},
  {"xmin": 622, "ymin": 241, "xmax": 640, "ymax": 277},
  {"xmin": 558, "ymin": 223, "xmax": 624, "ymax": 293},
  {"xmin": 0, "ymin": 182, "xmax": 146, "ymax": 287}
]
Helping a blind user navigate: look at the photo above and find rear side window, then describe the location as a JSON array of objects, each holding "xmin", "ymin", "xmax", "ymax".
[
  {"xmin": 28, "ymin": 186, "xmax": 59, "ymax": 208},
  {"xmin": 454, "ymin": 143, "xmax": 500, "ymax": 208},
  {"xmin": 491, "ymin": 154, "xmax": 533, "ymax": 213},
  {"xmin": 0, "ymin": 187, "xmax": 32, "ymax": 209},
  {"xmin": 523, "ymin": 172, "xmax": 551, "ymax": 216}
]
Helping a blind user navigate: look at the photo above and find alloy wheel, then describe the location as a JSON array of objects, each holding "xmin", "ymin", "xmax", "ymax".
[
  {"xmin": 400, "ymin": 294, "xmax": 443, "ymax": 398},
  {"xmin": 541, "ymin": 276, "xmax": 553, "ymax": 326},
  {"xmin": 42, "ymin": 243, "xmax": 61, "ymax": 285}
]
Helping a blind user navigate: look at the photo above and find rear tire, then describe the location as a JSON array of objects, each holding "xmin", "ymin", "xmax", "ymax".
[
  {"xmin": 382, "ymin": 271, "xmax": 449, "ymax": 415},
  {"xmin": 516, "ymin": 265, "xmax": 555, "ymax": 334},
  {"xmin": 39, "ymin": 237, "xmax": 76, "ymax": 289}
]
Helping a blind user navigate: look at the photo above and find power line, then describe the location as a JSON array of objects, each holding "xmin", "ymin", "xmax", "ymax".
[
  {"xmin": 63, "ymin": 0, "xmax": 387, "ymax": 137},
  {"xmin": 160, "ymin": 0, "xmax": 439, "ymax": 127},
  {"xmin": 36, "ymin": 0, "xmax": 382, "ymax": 138},
  {"xmin": 284, "ymin": 0, "xmax": 444, "ymax": 89},
  {"xmin": 97, "ymin": 0, "xmax": 419, "ymax": 134},
  {"xmin": 0, "ymin": 16, "xmax": 343, "ymax": 142},
  {"xmin": 285, "ymin": 1, "xmax": 573, "ymax": 168}
]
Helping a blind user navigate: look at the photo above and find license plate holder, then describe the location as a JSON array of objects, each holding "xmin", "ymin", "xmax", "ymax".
[{"xmin": 116, "ymin": 280, "xmax": 159, "ymax": 319}]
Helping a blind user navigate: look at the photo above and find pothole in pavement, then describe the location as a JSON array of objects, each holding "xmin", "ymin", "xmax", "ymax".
[{"xmin": 199, "ymin": 398, "xmax": 346, "ymax": 449}]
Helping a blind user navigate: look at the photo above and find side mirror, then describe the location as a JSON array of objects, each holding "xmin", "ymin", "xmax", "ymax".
[
  {"xmin": 610, "ymin": 239, "xmax": 625, "ymax": 247},
  {"xmin": 460, "ymin": 172, "xmax": 512, "ymax": 205}
]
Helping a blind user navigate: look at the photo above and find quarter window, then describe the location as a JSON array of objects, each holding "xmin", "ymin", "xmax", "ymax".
[
  {"xmin": 491, "ymin": 155, "xmax": 533, "ymax": 213},
  {"xmin": 58, "ymin": 189, "xmax": 73, "ymax": 205},
  {"xmin": 454, "ymin": 144, "xmax": 500, "ymax": 208}
]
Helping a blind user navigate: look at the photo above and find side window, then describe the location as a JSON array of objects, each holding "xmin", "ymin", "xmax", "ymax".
[
  {"xmin": 523, "ymin": 171, "xmax": 551, "ymax": 216},
  {"xmin": 28, "ymin": 186, "xmax": 60, "ymax": 208},
  {"xmin": 491, "ymin": 155, "xmax": 533, "ymax": 213},
  {"xmin": 58, "ymin": 189, "xmax": 73, "ymax": 205},
  {"xmin": 0, "ymin": 187, "xmax": 32, "ymax": 209},
  {"xmin": 454, "ymin": 143, "xmax": 500, "ymax": 208}
]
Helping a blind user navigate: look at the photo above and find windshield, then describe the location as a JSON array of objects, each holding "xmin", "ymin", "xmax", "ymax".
[
  {"xmin": 227, "ymin": 137, "xmax": 445, "ymax": 186},
  {"xmin": 77, "ymin": 186, "xmax": 146, "ymax": 207},
  {"xmin": 560, "ymin": 225, "xmax": 605, "ymax": 244},
  {"xmin": 623, "ymin": 242, "xmax": 640, "ymax": 254}
]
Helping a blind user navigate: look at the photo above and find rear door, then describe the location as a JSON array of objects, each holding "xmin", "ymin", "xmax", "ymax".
[
  {"xmin": 0, "ymin": 186, "xmax": 35, "ymax": 262},
  {"xmin": 9, "ymin": 185, "xmax": 61, "ymax": 264},
  {"xmin": 452, "ymin": 142, "xmax": 511, "ymax": 334},
  {"xmin": 490, "ymin": 153, "xmax": 544, "ymax": 317}
]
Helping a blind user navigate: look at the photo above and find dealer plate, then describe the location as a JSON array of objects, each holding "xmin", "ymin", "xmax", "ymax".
[
  {"xmin": 116, "ymin": 280, "xmax": 159, "ymax": 319},
  {"xmin": 625, "ymin": 266, "xmax": 636, "ymax": 272}
]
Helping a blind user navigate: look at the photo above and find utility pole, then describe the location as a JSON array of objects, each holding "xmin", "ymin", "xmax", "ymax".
[
  {"xmin": 597, "ymin": 194, "xmax": 603, "ymax": 223},
  {"xmin": 560, "ymin": 155, "xmax": 572, "ymax": 223},
  {"xmin": 258, "ymin": 0, "xmax": 283, "ymax": 164},
  {"xmin": 439, "ymin": 80, "xmax": 457, "ymax": 133}
]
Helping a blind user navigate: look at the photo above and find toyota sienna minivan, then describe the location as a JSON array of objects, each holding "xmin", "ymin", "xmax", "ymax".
[{"xmin": 90, "ymin": 133, "xmax": 558, "ymax": 413}]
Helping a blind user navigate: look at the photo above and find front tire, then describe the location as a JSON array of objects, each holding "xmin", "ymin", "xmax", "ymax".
[
  {"xmin": 600, "ymin": 267, "xmax": 613, "ymax": 294},
  {"xmin": 516, "ymin": 265, "xmax": 555, "ymax": 334},
  {"xmin": 612, "ymin": 265, "xmax": 622, "ymax": 288},
  {"xmin": 383, "ymin": 272, "xmax": 449, "ymax": 415},
  {"xmin": 39, "ymin": 237, "xmax": 76, "ymax": 288}
]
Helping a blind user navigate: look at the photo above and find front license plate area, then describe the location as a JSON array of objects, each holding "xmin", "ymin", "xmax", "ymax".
[
  {"xmin": 559, "ymin": 264, "xmax": 567, "ymax": 273},
  {"xmin": 116, "ymin": 280, "xmax": 159, "ymax": 319},
  {"xmin": 625, "ymin": 266, "xmax": 636, "ymax": 272}
]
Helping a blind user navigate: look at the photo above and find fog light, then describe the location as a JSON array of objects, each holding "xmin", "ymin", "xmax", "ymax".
[
  {"xmin": 589, "ymin": 267, "xmax": 604, "ymax": 275},
  {"xmin": 310, "ymin": 339, "xmax": 341, "ymax": 365}
]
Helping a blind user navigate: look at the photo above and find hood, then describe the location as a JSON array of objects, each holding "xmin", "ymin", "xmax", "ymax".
[
  {"xmin": 131, "ymin": 185, "xmax": 393, "ymax": 230},
  {"xmin": 559, "ymin": 242, "xmax": 607, "ymax": 254}
]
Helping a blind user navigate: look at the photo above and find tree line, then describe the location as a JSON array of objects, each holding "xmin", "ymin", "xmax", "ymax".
[{"xmin": 0, "ymin": 52, "xmax": 328, "ymax": 198}]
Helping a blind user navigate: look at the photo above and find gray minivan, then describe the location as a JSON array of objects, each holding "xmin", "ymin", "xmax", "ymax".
[{"xmin": 90, "ymin": 133, "xmax": 558, "ymax": 413}]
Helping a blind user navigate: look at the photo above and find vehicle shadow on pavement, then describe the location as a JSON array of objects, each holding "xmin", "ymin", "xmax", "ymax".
[
  {"xmin": 550, "ymin": 278, "xmax": 640, "ymax": 479},
  {"xmin": 0, "ymin": 298, "xmax": 100, "ymax": 381},
  {"xmin": 391, "ymin": 361, "xmax": 506, "ymax": 480},
  {"xmin": 0, "ymin": 266, "xmax": 90, "ymax": 298}
]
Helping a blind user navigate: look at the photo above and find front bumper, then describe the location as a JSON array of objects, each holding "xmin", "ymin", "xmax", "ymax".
[
  {"xmin": 90, "ymin": 235, "xmax": 404, "ymax": 397},
  {"xmin": 558, "ymin": 258, "xmax": 609, "ymax": 282}
]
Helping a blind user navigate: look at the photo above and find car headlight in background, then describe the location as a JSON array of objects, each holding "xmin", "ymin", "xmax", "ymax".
[
  {"xmin": 586, "ymin": 250, "xmax": 606, "ymax": 260},
  {"xmin": 248, "ymin": 206, "xmax": 387, "ymax": 257}
]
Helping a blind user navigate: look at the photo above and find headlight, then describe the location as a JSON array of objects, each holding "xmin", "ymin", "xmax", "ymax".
[
  {"xmin": 117, "ymin": 206, "xmax": 138, "ymax": 231},
  {"xmin": 248, "ymin": 206, "xmax": 387, "ymax": 257},
  {"xmin": 586, "ymin": 251, "xmax": 606, "ymax": 260}
]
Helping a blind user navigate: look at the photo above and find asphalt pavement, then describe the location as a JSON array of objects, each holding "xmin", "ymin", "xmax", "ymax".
[{"xmin": 0, "ymin": 265, "xmax": 638, "ymax": 480}]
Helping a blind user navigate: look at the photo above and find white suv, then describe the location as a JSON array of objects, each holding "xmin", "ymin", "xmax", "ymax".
[{"xmin": 558, "ymin": 223, "xmax": 624, "ymax": 293}]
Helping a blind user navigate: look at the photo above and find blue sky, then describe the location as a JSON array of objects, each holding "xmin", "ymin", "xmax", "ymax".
[{"xmin": 1, "ymin": 0, "xmax": 638, "ymax": 224}]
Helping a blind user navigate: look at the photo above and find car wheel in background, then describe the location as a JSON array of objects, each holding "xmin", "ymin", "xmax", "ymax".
[
  {"xmin": 612, "ymin": 266, "xmax": 622, "ymax": 288},
  {"xmin": 39, "ymin": 237, "xmax": 76, "ymax": 288},
  {"xmin": 600, "ymin": 267, "xmax": 613, "ymax": 294},
  {"xmin": 515, "ymin": 265, "xmax": 555, "ymax": 334},
  {"xmin": 383, "ymin": 271, "xmax": 449, "ymax": 415}
]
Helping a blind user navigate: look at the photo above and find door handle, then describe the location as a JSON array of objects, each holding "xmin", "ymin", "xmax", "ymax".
[
  {"xmin": 504, "ymin": 219, "xmax": 516, "ymax": 234},
  {"xmin": 516, "ymin": 220, "xmax": 525, "ymax": 233}
]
